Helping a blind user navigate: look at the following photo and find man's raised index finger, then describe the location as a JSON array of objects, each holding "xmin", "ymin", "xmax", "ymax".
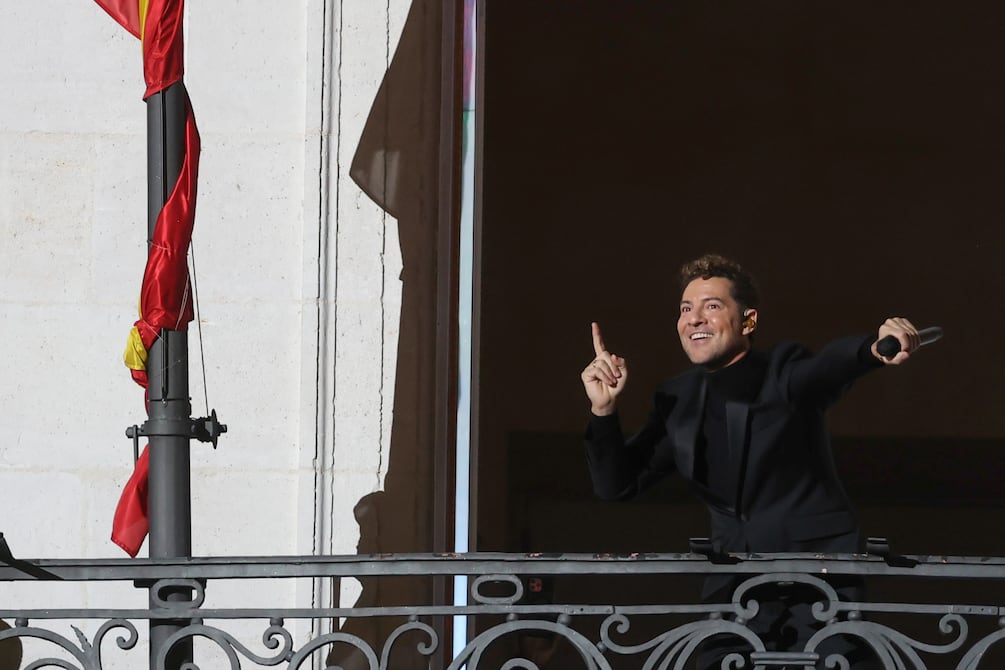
[{"xmin": 592, "ymin": 321, "xmax": 607, "ymax": 356}]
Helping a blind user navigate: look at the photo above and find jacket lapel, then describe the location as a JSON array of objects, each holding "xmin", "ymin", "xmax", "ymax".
[{"xmin": 725, "ymin": 400, "xmax": 750, "ymax": 503}]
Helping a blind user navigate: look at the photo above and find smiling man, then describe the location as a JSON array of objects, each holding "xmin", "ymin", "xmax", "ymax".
[
  {"xmin": 678, "ymin": 273, "xmax": 758, "ymax": 370},
  {"xmin": 580, "ymin": 253, "xmax": 921, "ymax": 670}
]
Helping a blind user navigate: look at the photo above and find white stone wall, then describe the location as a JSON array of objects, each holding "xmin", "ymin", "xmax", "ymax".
[{"xmin": 0, "ymin": 0, "xmax": 407, "ymax": 666}]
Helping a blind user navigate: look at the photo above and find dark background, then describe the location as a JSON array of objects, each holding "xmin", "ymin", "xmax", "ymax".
[
  {"xmin": 475, "ymin": 3, "xmax": 1005, "ymax": 666},
  {"xmin": 476, "ymin": 0, "xmax": 1005, "ymax": 567}
]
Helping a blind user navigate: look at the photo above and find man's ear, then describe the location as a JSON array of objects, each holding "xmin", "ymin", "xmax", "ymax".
[{"xmin": 741, "ymin": 309, "xmax": 758, "ymax": 335}]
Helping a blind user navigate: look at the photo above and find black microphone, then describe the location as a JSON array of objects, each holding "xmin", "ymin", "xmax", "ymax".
[{"xmin": 876, "ymin": 326, "xmax": 943, "ymax": 358}]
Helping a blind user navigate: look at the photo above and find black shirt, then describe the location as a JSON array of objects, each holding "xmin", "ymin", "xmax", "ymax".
[{"xmin": 692, "ymin": 351, "xmax": 767, "ymax": 504}]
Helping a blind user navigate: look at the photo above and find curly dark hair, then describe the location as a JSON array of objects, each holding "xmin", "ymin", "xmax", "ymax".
[{"xmin": 679, "ymin": 253, "xmax": 760, "ymax": 311}]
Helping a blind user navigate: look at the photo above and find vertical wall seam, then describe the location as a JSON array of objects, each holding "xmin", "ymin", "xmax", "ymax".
[
  {"xmin": 376, "ymin": 0, "xmax": 392, "ymax": 490},
  {"xmin": 310, "ymin": 0, "xmax": 328, "ymax": 632},
  {"xmin": 311, "ymin": 0, "xmax": 328, "ymax": 564},
  {"xmin": 310, "ymin": 0, "xmax": 339, "ymax": 650},
  {"xmin": 330, "ymin": 0, "xmax": 344, "ymax": 557}
]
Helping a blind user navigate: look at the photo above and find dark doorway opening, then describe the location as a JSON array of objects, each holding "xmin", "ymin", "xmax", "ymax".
[{"xmin": 473, "ymin": 0, "xmax": 1005, "ymax": 614}]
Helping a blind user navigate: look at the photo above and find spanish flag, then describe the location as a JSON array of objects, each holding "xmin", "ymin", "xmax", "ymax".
[
  {"xmin": 96, "ymin": 0, "xmax": 201, "ymax": 557},
  {"xmin": 94, "ymin": 0, "xmax": 185, "ymax": 99}
]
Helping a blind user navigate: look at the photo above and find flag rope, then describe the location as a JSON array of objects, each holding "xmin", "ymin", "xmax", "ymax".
[{"xmin": 188, "ymin": 242, "xmax": 210, "ymax": 415}]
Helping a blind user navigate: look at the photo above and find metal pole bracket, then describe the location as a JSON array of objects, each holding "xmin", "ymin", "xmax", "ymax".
[{"xmin": 125, "ymin": 409, "xmax": 227, "ymax": 449}]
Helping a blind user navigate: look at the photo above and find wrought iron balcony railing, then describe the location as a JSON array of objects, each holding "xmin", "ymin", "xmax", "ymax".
[{"xmin": 2, "ymin": 545, "xmax": 1005, "ymax": 669}]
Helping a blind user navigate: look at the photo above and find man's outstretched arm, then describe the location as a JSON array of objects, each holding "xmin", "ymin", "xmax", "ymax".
[{"xmin": 785, "ymin": 316, "xmax": 923, "ymax": 406}]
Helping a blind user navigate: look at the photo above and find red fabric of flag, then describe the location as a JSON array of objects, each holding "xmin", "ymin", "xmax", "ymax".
[
  {"xmin": 110, "ymin": 447, "xmax": 150, "ymax": 557},
  {"xmin": 135, "ymin": 98, "xmax": 200, "ymax": 354},
  {"xmin": 93, "ymin": 0, "xmax": 141, "ymax": 38},
  {"xmin": 141, "ymin": 0, "xmax": 185, "ymax": 99},
  {"xmin": 94, "ymin": 0, "xmax": 185, "ymax": 99}
]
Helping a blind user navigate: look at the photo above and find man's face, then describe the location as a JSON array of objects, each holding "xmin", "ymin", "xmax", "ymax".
[{"xmin": 677, "ymin": 276, "xmax": 755, "ymax": 370}]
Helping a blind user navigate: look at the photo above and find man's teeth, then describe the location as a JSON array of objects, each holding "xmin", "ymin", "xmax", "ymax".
[{"xmin": 691, "ymin": 333, "xmax": 711, "ymax": 340}]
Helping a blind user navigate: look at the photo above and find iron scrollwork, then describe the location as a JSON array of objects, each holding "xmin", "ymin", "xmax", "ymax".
[
  {"xmin": 0, "ymin": 619, "xmax": 138, "ymax": 670},
  {"xmin": 1, "ymin": 553, "xmax": 1005, "ymax": 669}
]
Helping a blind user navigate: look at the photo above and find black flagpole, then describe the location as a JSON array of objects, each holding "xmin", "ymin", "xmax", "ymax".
[{"xmin": 145, "ymin": 80, "xmax": 193, "ymax": 670}]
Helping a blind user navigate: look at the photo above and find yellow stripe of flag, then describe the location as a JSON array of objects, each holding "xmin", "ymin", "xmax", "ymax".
[{"xmin": 139, "ymin": 0, "xmax": 150, "ymax": 42}]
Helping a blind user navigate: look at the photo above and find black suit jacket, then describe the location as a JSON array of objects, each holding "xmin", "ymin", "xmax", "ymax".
[{"xmin": 585, "ymin": 335, "xmax": 881, "ymax": 555}]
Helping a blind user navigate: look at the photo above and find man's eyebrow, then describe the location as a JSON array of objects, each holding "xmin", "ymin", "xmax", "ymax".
[{"xmin": 681, "ymin": 296, "xmax": 725, "ymax": 305}]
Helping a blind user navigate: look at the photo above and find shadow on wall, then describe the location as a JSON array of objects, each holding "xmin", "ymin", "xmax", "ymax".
[
  {"xmin": 0, "ymin": 620, "xmax": 22, "ymax": 670},
  {"xmin": 325, "ymin": 0, "xmax": 444, "ymax": 668}
]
